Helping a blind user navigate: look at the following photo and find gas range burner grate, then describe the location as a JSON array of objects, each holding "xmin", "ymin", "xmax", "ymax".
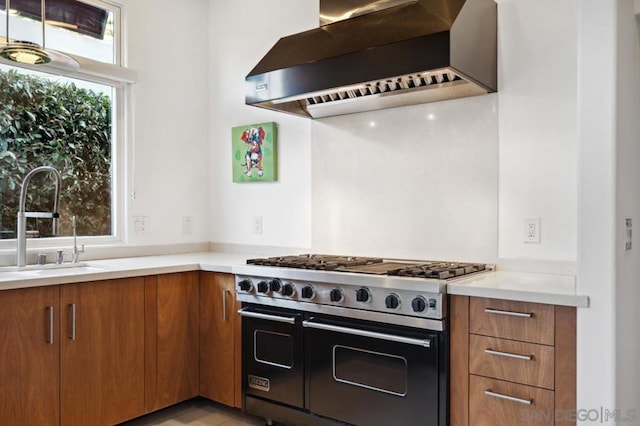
[
  {"xmin": 246, "ymin": 254, "xmax": 384, "ymax": 271},
  {"xmin": 390, "ymin": 262, "xmax": 487, "ymax": 280}
]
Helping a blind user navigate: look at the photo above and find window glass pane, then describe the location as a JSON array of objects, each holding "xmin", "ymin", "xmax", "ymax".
[
  {"xmin": 0, "ymin": 0, "xmax": 116, "ymax": 64},
  {"xmin": 0, "ymin": 63, "xmax": 113, "ymax": 239}
]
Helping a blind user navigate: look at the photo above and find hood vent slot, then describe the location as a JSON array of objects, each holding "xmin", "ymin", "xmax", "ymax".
[
  {"xmin": 246, "ymin": 0, "xmax": 497, "ymax": 119},
  {"xmin": 307, "ymin": 70, "xmax": 461, "ymax": 106}
]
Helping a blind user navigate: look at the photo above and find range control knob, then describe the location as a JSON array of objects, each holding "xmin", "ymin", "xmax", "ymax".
[
  {"xmin": 238, "ymin": 279, "xmax": 253, "ymax": 292},
  {"xmin": 355, "ymin": 287, "xmax": 371, "ymax": 303},
  {"xmin": 281, "ymin": 283, "xmax": 296, "ymax": 297},
  {"xmin": 256, "ymin": 281, "xmax": 270, "ymax": 294},
  {"xmin": 269, "ymin": 279, "xmax": 282, "ymax": 293},
  {"xmin": 385, "ymin": 293, "xmax": 401, "ymax": 310},
  {"xmin": 330, "ymin": 288, "xmax": 344, "ymax": 303},
  {"xmin": 411, "ymin": 296, "xmax": 427, "ymax": 313},
  {"xmin": 301, "ymin": 285, "xmax": 316, "ymax": 299}
]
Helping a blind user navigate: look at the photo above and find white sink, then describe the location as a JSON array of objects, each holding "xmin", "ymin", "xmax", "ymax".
[{"xmin": 0, "ymin": 263, "xmax": 109, "ymax": 280}]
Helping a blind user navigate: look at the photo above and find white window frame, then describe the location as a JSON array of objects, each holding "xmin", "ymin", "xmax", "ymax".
[
  {"xmin": 70, "ymin": 0, "xmax": 123, "ymax": 66},
  {"xmin": 0, "ymin": 0, "xmax": 136, "ymax": 255}
]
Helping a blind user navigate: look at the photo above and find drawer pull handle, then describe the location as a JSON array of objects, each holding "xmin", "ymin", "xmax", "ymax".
[
  {"xmin": 222, "ymin": 290, "xmax": 230, "ymax": 321},
  {"xmin": 485, "ymin": 308, "xmax": 532, "ymax": 318},
  {"xmin": 46, "ymin": 306, "xmax": 54, "ymax": 344},
  {"xmin": 485, "ymin": 389, "xmax": 532, "ymax": 405},
  {"xmin": 485, "ymin": 348, "xmax": 533, "ymax": 361},
  {"xmin": 69, "ymin": 303, "xmax": 76, "ymax": 340}
]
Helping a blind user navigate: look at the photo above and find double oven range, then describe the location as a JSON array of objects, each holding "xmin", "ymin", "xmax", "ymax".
[{"xmin": 233, "ymin": 255, "xmax": 491, "ymax": 426}]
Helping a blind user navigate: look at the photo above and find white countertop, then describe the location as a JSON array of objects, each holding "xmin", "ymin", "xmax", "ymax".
[
  {"xmin": 448, "ymin": 271, "xmax": 589, "ymax": 307},
  {"xmin": 0, "ymin": 252, "xmax": 589, "ymax": 307},
  {"xmin": 0, "ymin": 252, "xmax": 255, "ymax": 291}
]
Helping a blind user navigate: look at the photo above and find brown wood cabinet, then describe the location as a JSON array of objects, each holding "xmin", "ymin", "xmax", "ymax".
[
  {"xmin": 60, "ymin": 278, "xmax": 145, "ymax": 426},
  {"xmin": 0, "ymin": 286, "xmax": 60, "ymax": 426},
  {"xmin": 199, "ymin": 271, "xmax": 242, "ymax": 408},
  {"xmin": 144, "ymin": 272, "xmax": 200, "ymax": 412},
  {"xmin": 2, "ymin": 270, "xmax": 242, "ymax": 424},
  {"xmin": 451, "ymin": 296, "xmax": 576, "ymax": 426}
]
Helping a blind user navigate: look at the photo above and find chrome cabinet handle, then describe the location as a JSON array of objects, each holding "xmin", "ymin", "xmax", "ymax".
[
  {"xmin": 485, "ymin": 348, "xmax": 533, "ymax": 361},
  {"xmin": 46, "ymin": 306, "xmax": 54, "ymax": 344},
  {"xmin": 485, "ymin": 389, "xmax": 532, "ymax": 405},
  {"xmin": 484, "ymin": 308, "xmax": 532, "ymax": 318},
  {"xmin": 222, "ymin": 290, "xmax": 230, "ymax": 321},
  {"xmin": 69, "ymin": 303, "xmax": 76, "ymax": 340},
  {"xmin": 237, "ymin": 308, "xmax": 297, "ymax": 324},
  {"xmin": 302, "ymin": 319, "xmax": 431, "ymax": 348}
]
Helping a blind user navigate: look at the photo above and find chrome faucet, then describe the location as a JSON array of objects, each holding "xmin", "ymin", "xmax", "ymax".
[
  {"xmin": 71, "ymin": 215, "xmax": 85, "ymax": 263},
  {"xmin": 16, "ymin": 166, "xmax": 62, "ymax": 267}
]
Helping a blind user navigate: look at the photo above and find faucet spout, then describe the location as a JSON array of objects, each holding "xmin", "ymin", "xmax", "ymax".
[{"xmin": 16, "ymin": 166, "xmax": 63, "ymax": 267}]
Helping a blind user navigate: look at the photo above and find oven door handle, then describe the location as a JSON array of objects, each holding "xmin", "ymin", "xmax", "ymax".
[
  {"xmin": 302, "ymin": 319, "xmax": 431, "ymax": 348},
  {"xmin": 237, "ymin": 308, "xmax": 297, "ymax": 324}
]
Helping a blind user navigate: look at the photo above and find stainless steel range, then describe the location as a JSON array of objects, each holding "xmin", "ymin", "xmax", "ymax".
[{"xmin": 233, "ymin": 254, "xmax": 492, "ymax": 426}]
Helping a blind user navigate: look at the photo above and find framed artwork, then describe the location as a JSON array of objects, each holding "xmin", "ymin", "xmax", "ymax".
[{"xmin": 232, "ymin": 122, "xmax": 277, "ymax": 183}]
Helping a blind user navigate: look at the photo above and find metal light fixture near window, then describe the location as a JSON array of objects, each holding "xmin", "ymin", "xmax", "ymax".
[{"xmin": 0, "ymin": 0, "xmax": 79, "ymax": 70}]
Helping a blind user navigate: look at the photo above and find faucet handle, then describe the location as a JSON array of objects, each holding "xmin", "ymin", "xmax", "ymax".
[
  {"xmin": 56, "ymin": 250, "xmax": 65, "ymax": 265},
  {"xmin": 72, "ymin": 244, "xmax": 85, "ymax": 263}
]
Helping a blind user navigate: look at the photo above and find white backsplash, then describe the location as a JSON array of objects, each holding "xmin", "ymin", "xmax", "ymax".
[{"xmin": 311, "ymin": 94, "xmax": 498, "ymax": 262}]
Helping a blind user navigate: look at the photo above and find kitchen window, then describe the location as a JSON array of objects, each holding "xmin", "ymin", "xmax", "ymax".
[{"xmin": 0, "ymin": 0, "xmax": 130, "ymax": 248}]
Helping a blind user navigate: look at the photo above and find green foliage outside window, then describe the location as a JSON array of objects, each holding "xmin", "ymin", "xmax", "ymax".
[{"xmin": 0, "ymin": 69, "xmax": 112, "ymax": 239}]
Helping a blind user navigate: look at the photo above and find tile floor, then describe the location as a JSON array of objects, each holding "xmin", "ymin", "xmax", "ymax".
[{"xmin": 120, "ymin": 399, "xmax": 265, "ymax": 426}]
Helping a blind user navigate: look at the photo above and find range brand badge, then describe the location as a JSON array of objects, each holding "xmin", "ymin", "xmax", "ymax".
[{"xmin": 248, "ymin": 375, "xmax": 270, "ymax": 392}]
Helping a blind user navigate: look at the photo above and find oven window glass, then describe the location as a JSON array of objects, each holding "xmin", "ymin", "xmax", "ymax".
[
  {"xmin": 254, "ymin": 330, "xmax": 293, "ymax": 369},
  {"xmin": 332, "ymin": 345, "xmax": 408, "ymax": 396}
]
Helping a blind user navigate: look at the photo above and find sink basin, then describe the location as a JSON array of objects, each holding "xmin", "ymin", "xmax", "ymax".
[{"xmin": 0, "ymin": 263, "xmax": 109, "ymax": 280}]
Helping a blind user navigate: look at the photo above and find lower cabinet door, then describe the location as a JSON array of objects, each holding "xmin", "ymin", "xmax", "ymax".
[
  {"xmin": 60, "ymin": 278, "xmax": 145, "ymax": 426},
  {"xmin": 145, "ymin": 272, "xmax": 200, "ymax": 412},
  {"xmin": 199, "ymin": 272, "xmax": 238, "ymax": 407},
  {"xmin": 469, "ymin": 375, "xmax": 554, "ymax": 426},
  {"xmin": 0, "ymin": 286, "xmax": 60, "ymax": 426}
]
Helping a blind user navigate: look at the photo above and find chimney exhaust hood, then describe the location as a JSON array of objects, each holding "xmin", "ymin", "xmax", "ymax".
[{"xmin": 245, "ymin": 0, "xmax": 497, "ymax": 119}]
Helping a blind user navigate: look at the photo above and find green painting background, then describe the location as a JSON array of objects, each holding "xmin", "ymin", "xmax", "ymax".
[{"xmin": 231, "ymin": 122, "xmax": 277, "ymax": 183}]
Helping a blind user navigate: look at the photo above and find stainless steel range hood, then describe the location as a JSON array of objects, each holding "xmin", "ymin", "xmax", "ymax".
[{"xmin": 245, "ymin": 0, "xmax": 497, "ymax": 119}]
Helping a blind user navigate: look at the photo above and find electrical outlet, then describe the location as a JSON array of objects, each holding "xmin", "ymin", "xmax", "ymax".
[
  {"xmin": 183, "ymin": 216, "xmax": 193, "ymax": 235},
  {"xmin": 253, "ymin": 216, "xmax": 263, "ymax": 234},
  {"xmin": 133, "ymin": 216, "xmax": 148, "ymax": 236},
  {"xmin": 523, "ymin": 217, "xmax": 541, "ymax": 243}
]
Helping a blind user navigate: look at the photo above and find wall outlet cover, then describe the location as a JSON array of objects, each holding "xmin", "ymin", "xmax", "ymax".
[{"xmin": 523, "ymin": 217, "xmax": 541, "ymax": 243}]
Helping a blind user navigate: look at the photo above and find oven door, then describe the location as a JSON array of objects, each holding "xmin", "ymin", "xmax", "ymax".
[
  {"xmin": 304, "ymin": 314, "xmax": 446, "ymax": 426},
  {"xmin": 240, "ymin": 305, "xmax": 304, "ymax": 409}
]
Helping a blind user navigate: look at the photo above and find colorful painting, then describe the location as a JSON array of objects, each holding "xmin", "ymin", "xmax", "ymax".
[{"xmin": 232, "ymin": 122, "xmax": 277, "ymax": 183}]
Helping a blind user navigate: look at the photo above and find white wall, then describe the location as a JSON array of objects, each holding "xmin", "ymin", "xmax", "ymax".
[
  {"xmin": 311, "ymin": 95, "xmax": 498, "ymax": 262},
  {"xmin": 310, "ymin": 0, "xmax": 579, "ymax": 263},
  {"xmin": 576, "ymin": 0, "xmax": 617, "ymax": 420},
  {"xmin": 124, "ymin": 0, "xmax": 210, "ymax": 245},
  {"xmin": 497, "ymin": 0, "xmax": 578, "ymax": 261},
  {"xmin": 206, "ymin": 0, "xmax": 579, "ymax": 263},
  {"xmin": 207, "ymin": 0, "xmax": 316, "ymax": 249},
  {"xmin": 615, "ymin": 1, "xmax": 640, "ymax": 419}
]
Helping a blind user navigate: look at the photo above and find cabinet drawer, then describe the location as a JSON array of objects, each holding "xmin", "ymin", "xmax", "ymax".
[
  {"xmin": 469, "ymin": 335, "xmax": 554, "ymax": 390},
  {"xmin": 470, "ymin": 298, "xmax": 555, "ymax": 345},
  {"xmin": 469, "ymin": 375, "xmax": 554, "ymax": 426}
]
